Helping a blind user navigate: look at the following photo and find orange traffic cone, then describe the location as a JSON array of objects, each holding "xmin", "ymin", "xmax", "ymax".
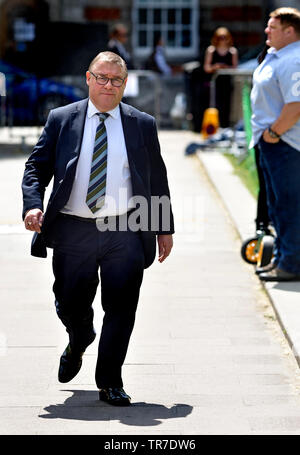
[{"xmin": 201, "ymin": 107, "xmax": 219, "ymax": 138}]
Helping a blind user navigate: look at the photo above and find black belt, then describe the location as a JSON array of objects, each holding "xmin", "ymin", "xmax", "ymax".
[{"xmin": 59, "ymin": 210, "xmax": 134, "ymax": 224}]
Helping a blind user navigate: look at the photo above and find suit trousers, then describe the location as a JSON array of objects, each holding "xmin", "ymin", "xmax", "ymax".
[{"xmin": 51, "ymin": 213, "xmax": 145, "ymax": 388}]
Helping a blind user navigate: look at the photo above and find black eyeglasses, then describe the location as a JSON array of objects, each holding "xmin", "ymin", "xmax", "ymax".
[{"xmin": 89, "ymin": 71, "xmax": 126, "ymax": 87}]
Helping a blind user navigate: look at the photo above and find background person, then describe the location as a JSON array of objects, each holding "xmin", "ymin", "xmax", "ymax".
[
  {"xmin": 107, "ymin": 23, "xmax": 134, "ymax": 69},
  {"xmin": 22, "ymin": 51, "xmax": 174, "ymax": 406},
  {"xmin": 203, "ymin": 27, "xmax": 238, "ymax": 128},
  {"xmin": 145, "ymin": 35, "xmax": 172, "ymax": 76},
  {"xmin": 250, "ymin": 7, "xmax": 300, "ymax": 282},
  {"xmin": 253, "ymin": 45, "xmax": 272, "ymax": 251}
]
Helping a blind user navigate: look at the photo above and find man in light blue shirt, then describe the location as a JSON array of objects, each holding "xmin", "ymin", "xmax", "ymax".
[{"xmin": 250, "ymin": 7, "xmax": 300, "ymax": 281}]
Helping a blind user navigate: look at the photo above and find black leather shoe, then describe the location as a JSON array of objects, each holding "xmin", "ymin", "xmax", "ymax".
[
  {"xmin": 99, "ymin": 387, "xmax": 131, "ymax": 406},
  {"xmin": 259, "ymin": 267, "xmax": 300, "ymax": 282},
  {"xmin": 58, "ymin": 344, "xmax": 84, "ymax": 383},
  {"xmin": 58, "ymin": 332, "xmax": 96, "ymax": 383}
]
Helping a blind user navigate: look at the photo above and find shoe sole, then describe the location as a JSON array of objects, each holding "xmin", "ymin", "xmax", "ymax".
[
  {"xmin": 259, "ymin": 276, "xmax": 300, "ymax": 282},
  {"xmin": 99, "ymin": 393, "xmax": 131, "ymax": 406}
]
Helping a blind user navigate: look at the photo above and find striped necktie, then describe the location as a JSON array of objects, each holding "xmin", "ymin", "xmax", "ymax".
[{"xmin": 86, "ymin": 112, "xmax": 109, "ymax": 213}]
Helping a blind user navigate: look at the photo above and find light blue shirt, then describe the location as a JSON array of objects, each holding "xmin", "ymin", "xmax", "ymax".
[
  {"xmin": 154, "ymin": 46, "xmax": 172, "ymax": 76},
  {"xmin": 250, "ymin": 41, "xmax": 300, "ymax": 151}
]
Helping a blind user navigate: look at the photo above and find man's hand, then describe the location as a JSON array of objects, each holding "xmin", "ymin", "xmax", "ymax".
[
  {"xmin": 24, "ymin": 208, "xmax": 44, "ymax": 233},
  {"xmin": 157, "ymin": 234, "xmax": 173, "ymax": 263},
  {"xmin": 263, "ymin": 128, "xmax": 280, "ymax": 144}
]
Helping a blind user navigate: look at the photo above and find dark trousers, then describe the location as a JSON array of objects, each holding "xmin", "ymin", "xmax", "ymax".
[
  {"xmin": 51, "ymin": 214, "xmax": 145, "ymax": 388},
  {"xmin": 215, "ymin": 76, "xmax": 232, "ymax": 128},
  {"xmin": 254, "ymin": 144, "xmax": 270, "ymax": 229},
  {"xmin": 259, "ymin": 138, "xmax": 300, "ymax": 274}
]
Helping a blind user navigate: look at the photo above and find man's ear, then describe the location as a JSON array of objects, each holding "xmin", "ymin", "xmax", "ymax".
[
  {"xmin": 285, "ymin": 25, "xmax": 293, "ymax": 36},
  {"xmin": 86, "ymin": 71, "xmax": 91, "ymax": 86}
]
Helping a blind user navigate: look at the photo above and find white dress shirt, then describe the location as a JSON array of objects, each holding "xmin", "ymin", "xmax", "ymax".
[{"xmin": 61, "ymin": 99, "xmax": 134, "ymax": 218}]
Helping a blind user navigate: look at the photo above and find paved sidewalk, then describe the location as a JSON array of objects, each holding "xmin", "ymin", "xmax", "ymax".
[
  {"xmin": 1, "ymin": 130, "xmax": 300, "ymax": 435},
  {"xmin": 199, "ymin": 150, "xmax": 300, "ymax": 370}
]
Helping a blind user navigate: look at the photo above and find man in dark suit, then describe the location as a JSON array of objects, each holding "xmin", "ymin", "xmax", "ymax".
[
  {"xmin": 22, "ymin": 51, "xmax": 174, "ymax": 406},
  {"xmin": 107, "ymin": 23, "xmax": 134, "ymax": 69}
]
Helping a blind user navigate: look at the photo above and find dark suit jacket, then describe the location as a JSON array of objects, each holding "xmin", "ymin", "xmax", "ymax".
[
  {"xmin": 22, "ymin": 99, "xmax": 174, "ymax": 269},
  {"xmin": 107, "ymin": 42, "xmax": 134, "ymax": 70}
]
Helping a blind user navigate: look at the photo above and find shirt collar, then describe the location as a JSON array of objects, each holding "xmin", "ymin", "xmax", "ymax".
[
  {"xmin": 268, "ymin": 40, "xmax": 300, "ymax": 58},
  {"xmin": 87, "ymin": 99, "xmax": 120, "ymax": 120}
]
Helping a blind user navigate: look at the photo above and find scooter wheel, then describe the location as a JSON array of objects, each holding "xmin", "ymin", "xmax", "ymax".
[
  {"xmin": 257, "ymin": 235, "xmax": 275, "ymax": 267},
  {"xmin": 241, "ymin": 236, "xmax": 260, "ymax": 264}
]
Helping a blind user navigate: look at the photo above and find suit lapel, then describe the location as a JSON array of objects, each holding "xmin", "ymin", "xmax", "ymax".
[
  {"xmin": 120, "ymin": 102, "xmax": 148, "ymax": 198},
  {"xmin": 49, "ymin": 99, "xmax": 88, "ymax": 216},
  {"xmin": 120, "ymin": 102, "xmax": 140, "ymax": 168},
  {"xmin": 68, "ymin": 98, "xmax": 89, "ymax": 164}
]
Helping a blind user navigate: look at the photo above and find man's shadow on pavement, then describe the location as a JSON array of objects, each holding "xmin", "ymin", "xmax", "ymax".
[{"xmin": 39, "ymin": 389, "xmax": 193, "ymax": 427}]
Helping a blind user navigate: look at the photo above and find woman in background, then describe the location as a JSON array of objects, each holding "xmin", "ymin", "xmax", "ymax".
[{"xmin": 204, "ymin": 27, "xmax": 238, "ymax": 127}]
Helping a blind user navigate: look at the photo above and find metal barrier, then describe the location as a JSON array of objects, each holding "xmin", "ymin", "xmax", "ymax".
[
  {"xmin": 125, "ymin": 70, "xmax": 162, "ymax": 128},
  {"xmin": 210, "ymin": 68, "xmax": 254, "ymax": 126},
  {"xmin": 0, "ymin": 72, "xmax": 5, "ymax": 96},
  {"xmin": 210, "ymin": 68, "xmax": 253, "ymax": 108},
  {"xmin": 212, "ymin": 69, "xmax": 254, "ymax": 146},
  {"xmin": 0, "ymin": 72, "xmax": 6, "ymax": 127},
  {"xmin": 125, "ymin": 70, "xmax": 186, "ymax": 129},
  {"xmin": 0, "ymin": 69, "xmax": 177, "ymax": 151}
]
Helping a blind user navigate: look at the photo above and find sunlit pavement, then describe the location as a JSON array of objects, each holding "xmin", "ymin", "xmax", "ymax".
[{"xmin": 1, "ymin": 129, "xmax": 300, "ymax": 435}]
